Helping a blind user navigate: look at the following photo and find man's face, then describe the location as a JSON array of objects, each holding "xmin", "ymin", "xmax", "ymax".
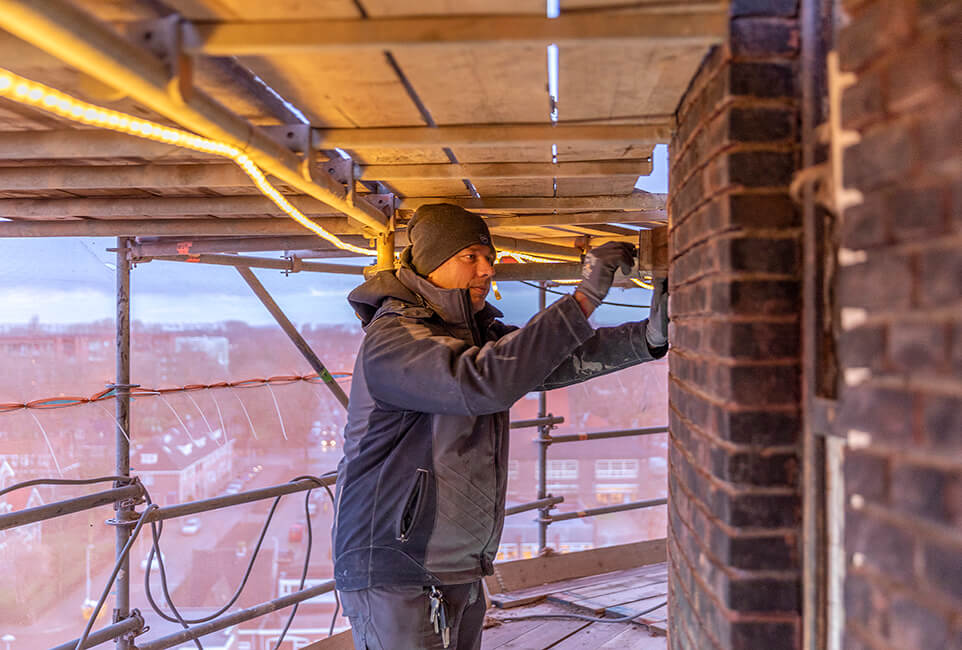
[{"xmin": 427, "ymin": 243, "xmax": 496, "ymax": 312}]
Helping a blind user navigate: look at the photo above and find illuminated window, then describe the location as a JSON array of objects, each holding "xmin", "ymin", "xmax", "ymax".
[
  {"xmin": 497, "ymin": 543, "xmax": 519, "ymax": 561},
  {"xmin": 594, "ymin": 483, "xmax": 638, "ymax": 505},
  {"xmin": 521, "ymin": 543, "xmax": 539, "ymax": 559},
  {"xmin": 546, "ymin": 459, "xmax": 578, "ymax": 480},
  {"xmin": 595, "ymin": 459, "xmax": 638, "ymax": 479}
]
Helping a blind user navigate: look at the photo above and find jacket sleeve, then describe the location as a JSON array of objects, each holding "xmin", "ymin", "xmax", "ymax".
[
  {"xmin": 362, "ymin": 295, "xmax": 595, "ymax": 416},
  {"xmin": 535, "ymin": 319, "xmax": 668, "ymax": 391}
]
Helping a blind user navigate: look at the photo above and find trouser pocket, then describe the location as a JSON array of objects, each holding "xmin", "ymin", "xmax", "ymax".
[{"xmin": 396, "ymin": 468, "xmax": 430, "ymax": 542}]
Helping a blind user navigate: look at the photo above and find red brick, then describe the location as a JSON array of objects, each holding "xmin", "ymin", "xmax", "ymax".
[
  {"xmin": 837, "ymin": 251, "xmax": 913, "ymax": 311},
  {"xmin": 953, "ymin": 322, "xmax": 962, "ymax": 376},
  {"xmin": 729, "ymin": 106, "xmax": 795, "ymax": 143},
  {"xmin": 918, "ymin": 0, "xmax": 962, "ymax": 28},
  {"xmin": 725, "ymin": 574, "xmax": 800, "ymax": 613},
  {"xmin": 888, "ymin": 597, "xmax": 950, "ymax": 650},
  {"xmin": 919, "ymin": 247, "xmax": 962, "ymax": 307},
  {"xmin": 708, "ymin": 320, "xmax": 800, "ymax": 360},
  {"xmin": 710, "ymin": 279, "xmax": 800, "ymax": 315},
  {"xmin": 712, "ymin": 447, "xmax": 799, "ymax": 487},
  {"xmin": 839, "ymin": 192, "xmax": 889, "ymax": 249},
  {"xmin": 837, "ymin": 386, "xmax": 915, "ymax": 445},
  {"xmin": 730, "ymin": 620, "xmax": 800, "ymax": 650},
  {"xmin": 837, "ymin": 0, "xmax": 915, "ymax": 72},
  {"xmin": 888, "ymin": 185, "xmax": 946, "ymax": 242},
  {"xmin": 729, "ymin": 61, "xmax": 796, "ymax": 98},
  {"xmin": 846, "ymin": 510, "xmax": 916, "ymax": 582},
  {"xmin": 719, "ymin": 236, "xmax": 799, "ymax": 275},
  {"xmin": 891, "ymin": 462, "xmax": 956, "ymax": 525},
  {"xmin": 845, "ymin": 573, "xmax": 889, "ymax": 639},
  {"xmin": 947, "ymin": 31, "xmax": 962, "ymax": 87},
  {"xmin": 923, "ymin": 540, "xmax": 962, "ymax": 601},
  {"xmin": 842, "ymin": 69, "xmax": 885, "ymax": 130},
  {"xmin": 713, "ymin": 407, "xmax": 801, "ymax": 445},
  {"xmin": 730, "ymin": 17, "xmax": 799, "ymax": 59},
  {"xmin": 844, "ymin": 450, "xmax": 890, "ymax": 503},
  {"xmin": 838, "ymin": 325, "xmax": 887, "ymax": 372},
  {"xmin": 730, "ymin": 0, "xmax": 798, "ymax": 17},
  {"xmin": 886, "ymin": 39, "xmax": 949, "ymax": 114},
  {"xmin": 843, "ymin": 124, "xmax": 916, "ymax": 191},
  {"xmin": 889, "ymin": 321, "xmax": 948, "ymax": 373},
  {"xmin": 924, "ymin": 394, "xmax": 962, "ymax": 451},
  {"xmin": 917, "ymin": 103, "xmax": 962, "ymax": 176},
  {"xmin": 711, "ymin": 363, "xmax": 800, "ymax": 407}
]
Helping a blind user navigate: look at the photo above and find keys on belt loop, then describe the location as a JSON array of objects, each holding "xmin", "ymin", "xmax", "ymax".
[{"xmin": 428, "ymin": 586, "xmax": 451, "ymax": 648}]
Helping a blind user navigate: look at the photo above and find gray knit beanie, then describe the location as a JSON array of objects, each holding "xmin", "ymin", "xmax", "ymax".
[{"xmin": 405, "ymin": 203, "xmax": 494, "ymax": 276}]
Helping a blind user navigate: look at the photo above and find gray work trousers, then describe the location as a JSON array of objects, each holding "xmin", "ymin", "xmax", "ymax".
[{"xmin": 339, "ymin": 581, "xmax": 485, "ymax": 650}]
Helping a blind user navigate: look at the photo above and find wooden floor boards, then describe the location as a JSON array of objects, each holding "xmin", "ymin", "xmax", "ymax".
[{"xmin": 482, "ymin": 562, "xmax": 668, "ymax": 649}]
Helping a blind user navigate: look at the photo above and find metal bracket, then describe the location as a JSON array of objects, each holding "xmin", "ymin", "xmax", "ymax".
[
  {"xmin": 318, "ymin": 157, "xmax": 356, "ymax": 187},
  {"xmin": 127, "ymin": 15, "xmax": 194, "ymax": 103},
  {"xmin": 359, "ymin": 193, "xmax": 396, "ymax": 219},
  {"xmin": 262, "ymin": 125, "xmax": 314, "ymax": 155}
]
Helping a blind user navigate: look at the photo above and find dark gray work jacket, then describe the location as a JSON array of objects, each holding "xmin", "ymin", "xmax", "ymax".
[{"xmin": 332, "ymin": 266, "xmax": 666, "ymax": 591}]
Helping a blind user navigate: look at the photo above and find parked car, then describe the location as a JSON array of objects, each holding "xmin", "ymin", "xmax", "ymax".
[{"xmin": 179, "ymin": 517, "xmax": 201, "ymax": 535}]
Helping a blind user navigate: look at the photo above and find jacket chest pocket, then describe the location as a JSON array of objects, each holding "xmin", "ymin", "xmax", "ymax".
[{"xmin": 396, "ymin": 468, "xmax": 430, "ymax": 542}]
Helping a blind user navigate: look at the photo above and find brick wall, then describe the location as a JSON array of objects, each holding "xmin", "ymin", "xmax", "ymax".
[
  {"xmin": 666, "ymin": 2, "xmax": 803, "ymax": 648},
  {"xmin": 837, "ymin": 0, "xmax": 962, "ymax": 648}
]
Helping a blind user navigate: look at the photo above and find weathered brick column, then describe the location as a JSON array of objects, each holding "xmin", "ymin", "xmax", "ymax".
[
  {"xmin": 837, "ymin": 0, "xmax": 962, "ymax": 648},
  {"xmin": 666, "ymin": 3, "xmax": 803, "ymax": 649}
]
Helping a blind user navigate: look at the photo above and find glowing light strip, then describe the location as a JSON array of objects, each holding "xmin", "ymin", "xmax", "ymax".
[{"xmin": 0, "ymin": 67, "xmax": 373, "ymax": 256}]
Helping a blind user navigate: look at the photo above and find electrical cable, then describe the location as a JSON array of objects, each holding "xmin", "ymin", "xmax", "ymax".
[
  {"xmin": 519, "ymin": 281, "xmax": 650, "ymax": 309},
  {"xmin": 491, "ymin": 598, "xmax": 667, "ymax": 625},
  {"xmin": 0, "ymin": 474, "xmax": 132, "ymax": 499},
  {"xmin": 74, "ymin": 498, "xmax": 158, "ymax": 650}
]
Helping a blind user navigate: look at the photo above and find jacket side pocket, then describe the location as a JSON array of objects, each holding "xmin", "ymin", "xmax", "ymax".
[{"xmin": 396, "ymin": 468, "xmax": 430, "ymax": 542}]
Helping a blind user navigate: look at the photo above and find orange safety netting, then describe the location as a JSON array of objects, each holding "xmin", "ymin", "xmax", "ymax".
[{"xmin": 0, "ymin": 372, "xmax": 352, "ymax": 413}]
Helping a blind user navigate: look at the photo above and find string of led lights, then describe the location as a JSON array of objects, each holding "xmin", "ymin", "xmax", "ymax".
[
  {"xmin": 0, "ymin": 67, "xmax": 378, "ymax": 256},
  {"xmin": 0, "ymin": 67, "xmax": 599, "ymax": 271},
  {"xmin": 0, "ymin": 372, "xmax": 351, "ymax": 414}
]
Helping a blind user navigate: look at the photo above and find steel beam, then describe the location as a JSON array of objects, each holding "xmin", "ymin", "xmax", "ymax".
[
  {"xmin": 184, "ymin": 8, "xmax": 728, "ymax": 55},
  {"xmin": 547, "ymin": 426, "xmax": 669, "ymax": 444},
  {"xmin": 484, "ymin": 210, "xmax": 667, "ymax": 228},
  {"xmin": 358, "ymin": 160, "xmax": 652, "ymax": 180},
  {"xmin": 0, "ymin": 219, "xmax": 358, "ymax": 239},
  {"xmin": 129, "ymin": 235, "xmax": 368, "ymax": 257},
  {"xmin": 547, "ymin": 497, "xmax": 668, "ymax": 522},
  {"xmin": 0, "ymin": 0, "xmax": 388, "ymax": 233},
  {"xmin": 400, "ymin": 194, "xmax": 666, "ymax": 213},
  {"xmin": 0, "ymin": 483, "xmax": 143, "ymax": 532},
  {"xmin": 0, "ymin": 158, "xmax": 650, "ymax": 184},
  {"xmin": 505, "ymin": 496, "xmax": 564, "ymax": 517},
  {"xmin": 315, "ymin": 123, "xmax": 671, "ymax": 149},
  {"xmin": 49, "ymin": 613, "xmax": 144, "ymax": 650},
  {"xmin": 236, "ymin": 266, "xmax": 350, "ymax": 408},
  {"xmin": 147, "ymin": 477, "xmax": 332, "ymax": 523},
  {"xmin": 0, "ymin": 196, "xmax": 341, "ymax": 219},
  {"xmin": 509, "ymin": 415, "xmax": 565, "ymax": 430},
  {"xmin": 144, "ymin": 253, "xmax": 366, "ymax": 275}
]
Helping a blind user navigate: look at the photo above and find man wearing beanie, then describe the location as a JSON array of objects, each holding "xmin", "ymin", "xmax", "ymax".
[{"xmin": 333, "ymin": 203, "xmax": 669, "ymax": 649}]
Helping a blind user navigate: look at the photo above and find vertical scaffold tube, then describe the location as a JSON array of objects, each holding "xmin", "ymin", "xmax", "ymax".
[
  {"xmin": 537, "ymin": 281, "xmax": 549, "ymax": 552},
  {"xmin": 114, "ymin": 237, "xmax": 133, "ymax": 649}
]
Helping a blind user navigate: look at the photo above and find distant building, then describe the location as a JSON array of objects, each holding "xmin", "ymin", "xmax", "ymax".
[{"xmin": 134, "ymin": 430, "xmax": 234, "ymax": 504}]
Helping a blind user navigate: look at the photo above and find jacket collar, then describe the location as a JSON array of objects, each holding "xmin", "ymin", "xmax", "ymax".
[{"xmin": 396, "ymin": 266, "xmax": 502, "ymax": 330}]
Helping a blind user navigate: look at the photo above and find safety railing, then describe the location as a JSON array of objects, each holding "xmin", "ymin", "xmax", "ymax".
[{"xmin": 507, "ymin": 415, "xmax": 669, "ymax": 553}]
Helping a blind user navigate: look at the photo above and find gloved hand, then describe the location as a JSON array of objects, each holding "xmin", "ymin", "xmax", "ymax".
[
  {"xmin": 576, "ymin": 241, "xmax": 637, "ymax": 308},
  {"xmin": 645, "ymin": 276, "xmax": 669, "ymax": 349}
]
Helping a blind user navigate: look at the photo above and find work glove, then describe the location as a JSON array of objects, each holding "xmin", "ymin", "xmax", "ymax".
[
  {"xmin": 576, "ymin": 241, "xmax": 637, "ymax": 308},
  {"xmin": 645, "ymin": 277, "xmax": 669, "ymax": 349}
]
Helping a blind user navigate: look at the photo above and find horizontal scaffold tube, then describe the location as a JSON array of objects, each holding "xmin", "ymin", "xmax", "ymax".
[
  {"xmin": 505, "ymin": 496, "xmax": 564, "ymax": 516},
  {"xmin": 0, "ymin": 483, "xmax": 143, "ymax": 532},
  {"xmin": 135, "ymin": 580, "xmax": 335, "ymax": 650},
  {"xmin": 547, "ymin": 425, "xmax": 668, "ymax": 444},
  {"xmin": 546, "ymin": 497, "xmax": 667, "ymax": 522},
  {"xmin": 146, "ymin": 476, "xmax": 334, "ymax": 523},
  {"xmin": 50, "ymin": 612, "xmax": 145, "ymax": 650},
  {"xmin": 509, "ymin": 415, "xmax": 565, "ymax": 429}
]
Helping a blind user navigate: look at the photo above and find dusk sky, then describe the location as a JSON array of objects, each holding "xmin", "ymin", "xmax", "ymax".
[{"xmin": 0, "ymin": 146, "xmax": 667, "ymax": 329}]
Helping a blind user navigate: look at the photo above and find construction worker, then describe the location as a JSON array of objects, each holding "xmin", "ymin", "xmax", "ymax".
[{"xmin": 332, "ymin": 203, "xmax": 669, "ymax": 649}]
